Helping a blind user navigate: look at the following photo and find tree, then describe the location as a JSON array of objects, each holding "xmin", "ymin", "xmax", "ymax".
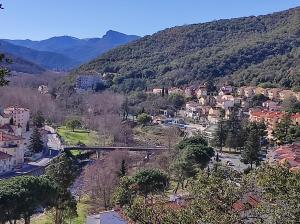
[
  {"xmin": 137, "ymin": 113, "xmax": 152, "ymax": 125},
  {"xmin": 119, "ymin": 159, "xmax": 127, "ymax": 177},
  {"xmin": 0, "ymin": 176, "xmax": 57, "ymax": 224},
  {"xmin": 256, "ymin": 164, "xmax": 300, "ymax": 223},
  {"xmin": 33, "ymin": 111, "xmax": 45, "ymax": 128},
  {"xmin": 83, "ymin": 150, "xmax": 129, "ymax": 210},
  {"xmin": 66, "ymin": 118, "xmax": 81, "ymax": 132},
  {"xmin": 133, "ymin": 169, "xmax": 169, "ymax": 199},
  {"xmin": 0, "ymin": 54, "xmax": 10, "ymax": 87},
  {"xmin": 26, "ymin": 121, "xmax": 30, "ymax": 132},
  {"xmin": 45, "ymin": 152, "xmax": 79, "ymax": 224},
  {"xmin": 167, "ymin": 94, "xmax": 185, "ymax": 110},
  {"xmin": 241, "ymin": 129, "xmax": 261, "ymax": 169},
  {"xmin": 28, "ymin": 127, "xmax": 44, "ymax": 153},
  {"xmin": 250, "ymin": 94, "xmax": 269, "ymax": 107},
  {"xmin": 112, "ymin": 176, "xmax": 136, "ymax": 207},
  {"xmin": 273, "ymin": 114, "xmax": 292, "ymax": 144},
  {"xmin": 225, "ymin": 111, "xmax": 244, "ymax": 151},
  {"xmin": 212, "ymin": 119, "xmax": 227, "ymax": 152},
  {"xmin": 282, "ymin": 96, "xmax": 300, "ymax": 113},
  {"xmin": 172, "ymin": 136, "xmax": 214, "ymax": 192},
  {"xmin": 121, "ymin": 96, "xmax": 129, "ymax": 120},
  {"xmin": 187, "ymin": 168, "xmax": 241, "ymax": 224}
]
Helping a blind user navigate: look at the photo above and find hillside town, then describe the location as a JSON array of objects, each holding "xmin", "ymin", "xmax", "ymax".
[
  {"xmin": 1, "ymin": 2, "xmax": 300, "ymax": 224},
  {"xmin": 151, "ymin": 84, "xmax": 300, "ymax": 171}
]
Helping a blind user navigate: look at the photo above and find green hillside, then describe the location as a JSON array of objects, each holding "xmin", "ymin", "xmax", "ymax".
[{"xmin": 70, "ymin": 7, "xmax": 300, "ymax": 92}]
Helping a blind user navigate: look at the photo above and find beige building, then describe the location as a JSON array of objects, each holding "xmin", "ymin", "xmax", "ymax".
[
  {"xmin": 279, "ymin": 90, "xmax": 294, "ymax": 101},
  {"xmin": 152, "ymin": 88, "xmax": 163, "ymax": 94},
  {"xmin": 0, "ymin": 131, "xmax": 25, "ymax": 166},
  {"xmin": 199, "ymin": 96, "xmax": 216, "ymax": 106},
  {"xmin": 0, "ymin": 151, "xmax": 15, "ymax": 174},
  {"xmin": 255, "ymin": 87, "xmax": 268, "ymax": 96},
  {"xmin": 208, "ymin": 107, "xmax": 221, "ymax": 124},
  {"xmin": 4, "ymin": 107, "xmax": 30, "ymax": 132},
  {"xmin": 267, "ymin": 88, "xmax": 281, "ymax": 100},
  {"xmin": 196, "ymin": 86, "xmax": 208, "ymax": 98},
  {"xmin": 168, "ymin": 87, "xmax": 184, "ymax": 95},
  {"xmin": 244, "ymin": 87, "xmax": 256, "ymax": 98}
]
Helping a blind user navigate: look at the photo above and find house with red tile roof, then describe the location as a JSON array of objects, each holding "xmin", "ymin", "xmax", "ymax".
[
  {"xmin": 268, "ymin": 143, "xmax": 300, "ymax": 172},
  {"xmin": 249, "ymin": 110, "xmax": 300, "ymax": 135}
]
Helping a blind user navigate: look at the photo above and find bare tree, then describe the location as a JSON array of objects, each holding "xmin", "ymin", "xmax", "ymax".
[{"xmin": 82, "ymin": 150, "xmax": 130, "ymax": 211}]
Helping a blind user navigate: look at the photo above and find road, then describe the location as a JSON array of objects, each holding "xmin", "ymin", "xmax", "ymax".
[
  {"xmin": 0, "ymin": 126, "xmax": 61, "ymax": 179},
  {"xmin": 218, "ymin": 152, "xmax": 248, "ymax": 172}
]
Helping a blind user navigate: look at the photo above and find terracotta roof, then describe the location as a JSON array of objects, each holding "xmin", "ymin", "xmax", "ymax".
[
  {"xmin": 0, "ymin": 131, "xmax": 24, "ymax": 141},
  {"xmin": 272, "ymin": 144, "xmax": 300, "ymax": 170},
  {"xmin": 233, "ymin": 193, "xmax": 260, "ymax": 212},
  {"xmin": 0, "ymin": 151, "xmax": 12, "ymax": 160}
]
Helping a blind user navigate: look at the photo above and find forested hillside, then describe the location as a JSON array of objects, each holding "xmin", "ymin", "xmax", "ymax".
[{"xmin": 71, "ymin": 7, "xmax": 300, "ymax": 92}]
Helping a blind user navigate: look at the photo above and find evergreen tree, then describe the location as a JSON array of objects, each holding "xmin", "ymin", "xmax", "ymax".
[
  {"xmin": 46, "ymin": 152, "xmax": 79, "ymax": 224},
  {"xmin": 212, "ymin": 120, "xmax": 227, "ymax": 152},
  {"xmin": 33, "ymin": 111, "xmax": 45, "ymax": 128},
  {"xmin": 273, "ymin": 114, "xmax": 292, "ymax": 144},
  {"xmin": 9, "ymin": 117, "xmax": 13, "ymax": 125},
  {"xmin": 26, "ymin": 121, "xmax": 30, "ymax": 132},
  {"xmin": 0, "ymin": 54, "xmax": 10, "ymax": 87},
  {"xmin": 120, "ymin": 159, "xmax": 126, "ymax": 177},
  {"xmin": 28, "ymin": 127, "xmax": 44, "ymax": 153},
  {"xmin": 241, "ymin": 129, "xmax": 261, "ymax": 169}
]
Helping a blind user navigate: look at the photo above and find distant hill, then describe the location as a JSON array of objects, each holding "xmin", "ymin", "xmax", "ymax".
[
  {"xmin": 2, "ymin": 53, "xmax": 46, "ymax": 74},
  {"xmin": 3, "ymin": 30, "xmax": 140, "ymax": 70},
  {"xmin": 70, "ymin": 7, "xmax": 300, "ymax": 92},
  {"xmin": 0, "ymin": 40, "xmax": 78, "ymax": 70}
]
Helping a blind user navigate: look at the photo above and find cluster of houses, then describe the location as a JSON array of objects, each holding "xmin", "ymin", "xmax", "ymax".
[
  {"xmin": 152, "ymin": 84, "xmax": 300, "ymax": 139},
  {"xmin": 0, "ymin": 107, "xmax": 30, "ymax": 174}
]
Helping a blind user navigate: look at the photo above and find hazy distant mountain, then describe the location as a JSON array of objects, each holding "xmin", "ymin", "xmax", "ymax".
[
  {"xmin": 3, "ymin": 30, "xmax": 140, "ymax": 69},
  {"xmin": 0, "ymin": 40, "xmax": 78, "ymax": 70}
]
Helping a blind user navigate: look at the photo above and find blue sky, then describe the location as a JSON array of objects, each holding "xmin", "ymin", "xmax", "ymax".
[{"xmin": 0, "ymin": 0, "xmax": 299, "ymax": 40}]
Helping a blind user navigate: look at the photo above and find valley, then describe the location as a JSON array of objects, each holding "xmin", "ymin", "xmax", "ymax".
[{"xmin": 0, "ymin": 3, "xmax": 300, "ymax": 224}]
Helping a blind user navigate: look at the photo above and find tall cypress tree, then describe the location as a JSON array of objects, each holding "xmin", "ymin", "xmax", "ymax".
[
  {"xmin": 241, "ymin": 129, "xmax": 261, "ymax": 169},
  {"xmin": 119, "ymin": 160, "xmax": 127, "ymax": 177},
  {"xmin": 28, "ymin": 127, "xmax": 44, "ymax": 153}
]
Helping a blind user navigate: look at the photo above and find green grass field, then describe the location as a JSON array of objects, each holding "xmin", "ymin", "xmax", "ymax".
[{"xmin": 57, "ymin": 126, "xmax": 100, "ymax": 146}]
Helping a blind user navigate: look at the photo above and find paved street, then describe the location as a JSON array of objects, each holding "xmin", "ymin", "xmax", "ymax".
[{"xmin": 86, "ymin": 211, "xmax": 128, "ymax": 224}]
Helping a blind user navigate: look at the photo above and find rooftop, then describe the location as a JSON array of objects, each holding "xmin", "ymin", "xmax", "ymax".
[{"xmin": 0, "ymin": 151, "xmax": 12, "ymax": 160}]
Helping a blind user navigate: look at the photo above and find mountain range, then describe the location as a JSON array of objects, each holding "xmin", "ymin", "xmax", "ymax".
[
  {"xmin": 0, "ymin": 30, "xmax": 140, "ymax": 73},
  {"xmin": 71, "ymin": 7, "xmax": 300, "ymax": 92}
]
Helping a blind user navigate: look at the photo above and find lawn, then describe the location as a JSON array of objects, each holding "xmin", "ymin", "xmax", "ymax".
[
  {"xmin": 31, "ymin": 200, "xmax": 89, "ymax": 224},
  {"xmin": 57, "ymin": 126, "xmax": 100, "ymax": 146}
]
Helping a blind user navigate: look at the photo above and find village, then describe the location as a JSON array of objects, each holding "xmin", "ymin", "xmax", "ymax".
[{"xmin": 150, "ymin": 84, "xmax": 300, "ymax": 172}]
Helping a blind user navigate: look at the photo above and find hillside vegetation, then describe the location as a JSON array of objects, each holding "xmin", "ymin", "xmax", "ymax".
[{"xmin": 71, "ymin": 7, "xmax": 300, "ymax": 92}]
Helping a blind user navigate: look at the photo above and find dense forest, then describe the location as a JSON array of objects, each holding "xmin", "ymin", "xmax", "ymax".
[{"xmin": 69, "ymin": 7, "xmax": 300, "ymax": 93}]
